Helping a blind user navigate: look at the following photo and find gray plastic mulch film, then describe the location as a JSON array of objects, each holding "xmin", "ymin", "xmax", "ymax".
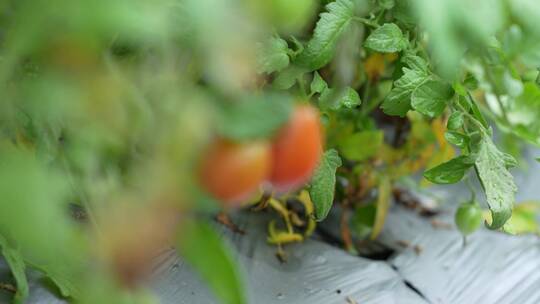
[{"xmin": 1, "ymin": 150, "xmax": 540, "ymax": 304}]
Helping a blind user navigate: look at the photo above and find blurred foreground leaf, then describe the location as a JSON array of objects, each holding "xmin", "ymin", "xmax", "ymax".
[
  {"xmin": 412, "ymin": 0, "xmax": 504, "ymax": 78},
  {"xmin": 176, "ymin": 220, "xmax": 246, "ymax": 304},
  {"xmin": 0, "ymin": 149, "xmax": 76, "ymax": 263},
  {"xmin": 218, "ymin": 94, "xmax": 292, "ymax": 140},
  {"xmin": 0, "ymin": 148, "xmax": 85, "ymax": 299},
  {"xmin": 492, "ymin": 82, "xmax": 540, "ymax": 146}
]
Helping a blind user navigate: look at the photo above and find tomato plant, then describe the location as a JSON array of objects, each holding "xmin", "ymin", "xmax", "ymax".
[{"xmin": 0, "ymin": 0, "xmax": 539, "ymax": 303}]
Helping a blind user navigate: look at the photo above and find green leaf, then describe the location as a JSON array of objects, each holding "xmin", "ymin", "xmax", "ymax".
[
  {"xmin": 318, "ymin": 87, "xmax": 334, "ymax": 109},
  {"xmin": 444, "ymin": 131, "xmax": 469, "ymax": 148},
  {"xmin": 319, "ymin": 87, "xmax": 361, "ymax": 110},
  {"xmin": 402, "ymin": 54, "xmax": 429, "ymax": 74},
  {"xmin": 394, "ymin": 68, "xmax": 429, "ymax": 90},
  {"xmin": 0, "ymin": 235, "xmax": 28, "ymax": 304},
  {"xmin": 295, "ymin": 0, "xmax": 355, "ymax": 70},
  {"xmin": 381, "ymin": 87, "xmax": 412, "ymax": 117},
  {"xmin": 351, "ymin": 204, "xmax": 376, "ymax": 239},
  {"xmin": 370, "ymin": 176, "xmax": 391, "ymax": 239},
  {"xmin": 381, "ymin": 68, "xmax": 430, "ymax": 117},
  {"xmin": 176, "ymin": 221, "xmax": 246, "ymax": 304},
  {"xmin": 463, "ymin": 74, "xmax": 479, "ymax": 91},
  {"xmin": 272, "ymin": 65, "xmax": 307, "ymax": 89},
  {"xmin": 309, "ymin": 149, "xmax": 342, "ymax": 221},
  {"xmin": 536, "ymin": 157, "xmax": 540, "ymax": 162},
  {"xmin": 467, "ymin": 95, "xmax": 490, "ymax": 128},
  {"xmin": 411, "ymin": 80, "xmax": 454, "ymax": 117},
  {"xmin": 338, "ymin": 131, "xmax": 383, "ymax": 161},
  {"xmin": 255, "ymin": 36, "xmax": 290, "ymax": 74},
  {"xmin": 501, "ymin": 152, "xmax": 518, "ymax": 169},
  {"xmin": 218, "ymin": 93, "xmax": 292, "ymax": 140},
  {"xmin": 453, "ymin": 83, "xmax": 468, "ymax": 97},
  {"xmin": 447, "ymin": 111, "xmax": 464, "ymax": 130},
  {"xmin": 474, "ymin": 136, "xmax": 517, "ymax": 229},
  {"xmin": 377, "ymin": 0, "xmax": 395, "ymax": 9},
  {"xmin": 339, "ymin": 87, "xmax": 361, "ymax": 108},
  {"xmin": 364, "ymin": 23, "xmax": 407, "ymax": 53},
  {"xmin": 310, "ymin": 72, "xmax": 328, "ymax": 94},
  {"xmin": 423, "ymin": 155, "xmax": 474, "ymax": 184}
]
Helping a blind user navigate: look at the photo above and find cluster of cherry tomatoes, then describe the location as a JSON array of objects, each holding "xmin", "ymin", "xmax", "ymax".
[{"xmin": 198, "ymin": 104, "xmax": 323, "ymax": 207}]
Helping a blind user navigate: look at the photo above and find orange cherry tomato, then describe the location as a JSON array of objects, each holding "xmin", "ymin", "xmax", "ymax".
[
  {"xmin": 198, "ymin": 139, "xmax": 272, "ymax": 206},
  {"xmin": 270, "ymin": 104, "xmax": 323, "ymax": 192},
  {"xmin": 98, "ymin": 203, "xmax": 178, "ymax": 287}
]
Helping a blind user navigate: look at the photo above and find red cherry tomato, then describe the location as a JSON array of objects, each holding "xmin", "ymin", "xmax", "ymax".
[
  {"xmin": 270, "ymin": 104, "xmax": 323, "ymax": 192},
  {"xmin": 198, "ymin": 139, "xmax": 271, "ymax": 206}
]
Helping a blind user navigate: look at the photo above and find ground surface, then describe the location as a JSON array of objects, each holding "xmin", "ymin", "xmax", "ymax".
[{"xmin": 1, "ymin": 150, "xmax": 539, "ymax": 304}]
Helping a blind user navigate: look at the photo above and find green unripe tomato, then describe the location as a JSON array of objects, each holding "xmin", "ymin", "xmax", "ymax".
[
  {"xmin": 272, "ymin": 0, "xmax": 315, "ymax": 32},
  {"xmin": 245, "ymin": 0, "xmax": 316, "ymax": 33},
  {"xmin": 455, "ymin": 201, "xmax": 483, "ymax": 236}
]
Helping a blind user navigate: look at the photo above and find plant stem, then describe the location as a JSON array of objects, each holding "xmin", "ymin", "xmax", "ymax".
[
  {"xmin": 353, "ymin": 17, "xmax": 378, "ymax": 28},
  {"xmin": 464, "ymin": 175, "xmax": 476, "ymax": 201},
  {"xmin": 493, "ymin": 94, "xmax": 509, "ymax": 123},
  {"xmin": 454, "ymin": 101, "xmax": 487, "ymax": 134},
  {"xmin": 297, "ymin": 75, "xmax": 308, "ymax": 100},
  {"xmin": 361, "ymin": 79, "xmax": 372, "ymax": 115},
  {"xmin": 480, "ymin": 59, "xmax": 510, "ymax": 122}
]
